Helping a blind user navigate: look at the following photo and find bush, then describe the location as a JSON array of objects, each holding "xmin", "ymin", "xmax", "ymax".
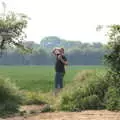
[
  {"xmin": 55, "ymin": 70, "xmax": 108, "ymax": 111},
  {"xmin": 101, "ymin": 25, "xmax": 120, "ymax": 111},
  {"xmin": 105, "ymin": 70, "xmax": 120, "ymax": 88},
  {"xmin": 104, "ymin": 86, "xmax": 120, "ymax": 110},
  {"xmin": 104, "ymin": 69, "xmax": 120, "ymax": 110},
  {"xmin": 23, "ymin": 91, "xmax": 47, "ymax": 105},
  {"xmin": 54, "ymin": 69, "xmax": 120, "ymax": 111},
  {"xmin": 0, "ymin": 77, "xmax": 22, "ymax": 116}
]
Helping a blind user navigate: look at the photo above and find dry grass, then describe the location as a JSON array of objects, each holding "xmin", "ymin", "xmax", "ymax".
[{"xmin": 73, "ymin": 70, "xmax": 96, "ymax": 82}]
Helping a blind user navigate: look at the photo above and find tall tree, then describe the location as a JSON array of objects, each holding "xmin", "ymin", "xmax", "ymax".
[
  {"xmin": 0, "ymin": 2, "xmax": 30, "ymax": 53},
  {"xmin": 97, "ymin": 24, "xmax": 120, "ymax": 110}
]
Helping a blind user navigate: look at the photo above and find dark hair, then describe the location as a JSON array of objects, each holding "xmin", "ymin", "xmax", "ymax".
[{"xmin": 61, "ymin": 48, "xmax": 64, "ymax": 51}]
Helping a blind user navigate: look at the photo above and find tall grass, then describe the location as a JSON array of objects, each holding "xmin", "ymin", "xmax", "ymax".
[
  {"xmin": 54, "ymin": 70, "xmax": 108, "ymax": 111},
  {"xmin": 0, "ymin": 77, "xmax": 23, "ymax": 116}
]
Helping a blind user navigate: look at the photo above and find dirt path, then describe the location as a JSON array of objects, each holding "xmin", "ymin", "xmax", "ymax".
[{"xmin": 4, "ymin": 110, "xmax": 120, "ymax": 120}]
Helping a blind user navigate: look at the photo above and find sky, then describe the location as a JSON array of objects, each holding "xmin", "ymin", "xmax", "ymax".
[{"xmin": 0, "ymin": 0, "xmax": 120, "ymax": 44}]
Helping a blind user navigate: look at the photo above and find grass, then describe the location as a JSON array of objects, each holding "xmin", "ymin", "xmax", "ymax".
[{"xmin": 0, "ymin": 65, "xmax": 105, "ymax": 92}]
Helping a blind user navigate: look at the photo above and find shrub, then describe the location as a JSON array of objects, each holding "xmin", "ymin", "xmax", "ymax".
[
  {"xmin": 0, "ymin": 77, "xmax": 22, "ymax": 116},
  {"xmin": 23, "ymin": 91, "xmax": 47, "ymax": 105},
  {"xmin": 55, "ymin": 70, "xmax": 108, "ymax": 111},
  {"xmin": 101, "ymin": 25, "xmax": 120, "ymax": 111},
  {"xmin": 104, "ymin": 86, "xmax": 120, "ymax": 110}
]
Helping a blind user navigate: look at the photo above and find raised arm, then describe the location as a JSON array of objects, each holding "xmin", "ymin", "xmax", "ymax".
[{"xmin": 58, "ymin": 55, "xmax": 68, "ymax": 65}]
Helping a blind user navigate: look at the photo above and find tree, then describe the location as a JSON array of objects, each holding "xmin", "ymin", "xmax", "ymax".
[
  {"xmin": 97, "ymin": 24, "xmax": 120, "ymax": 110},
  {"xmin": 97, "ymin": 24, "xmax": 120, "ymax": 73},
  {"xmin": 0, "ymin": 2, "xmax": 30, "ymax": 53}
]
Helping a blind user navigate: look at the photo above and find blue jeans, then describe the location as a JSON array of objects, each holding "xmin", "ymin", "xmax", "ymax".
[{"xmin": 55, "ymin": 72, "xmax": 65, "ymax": 88}]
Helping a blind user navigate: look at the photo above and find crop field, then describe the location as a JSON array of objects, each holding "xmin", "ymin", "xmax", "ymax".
[{"xmin": 0, "ymin": 65, "xmax": 105, "ymax": 92}]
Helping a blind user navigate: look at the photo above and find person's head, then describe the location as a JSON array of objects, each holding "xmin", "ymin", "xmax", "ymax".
[{"xmin": 60, "ymin": 48, "xmax": 64, "ymax": 54}]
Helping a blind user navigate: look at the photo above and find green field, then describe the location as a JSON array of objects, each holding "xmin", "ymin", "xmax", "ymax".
[{"xmin": 0, "ymin": 65, "xmax": 105, "ymax": 92}]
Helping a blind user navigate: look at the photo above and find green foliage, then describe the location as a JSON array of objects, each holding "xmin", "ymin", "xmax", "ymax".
[
  {"xmin": 0, "ymin": 11, "xmax": 29, "ymax": 52},
  {"xmin": 23, "ymin": 91, "xmax": 47, "ymax": 105},
  {"xmin": 105, "ymin": 70, "xmax": 120, "ymax": 89},
  {"xmin": 0, "ymin": 77, "xmax": 23, "ymax": 116},
  {"xmin": 104, "ymin": 25, "xmax": 120, "ymax": 110},
  {"xmin": 55, "ymin": 70, "xmax": 107, "ymax": 111},
  {"xmin": 97, "ymin": 24, "xmax": 120, "ymax": 111},
  {"xmin": 104, "ymin": 25, "xmax": 120, "ymax": 72},
  {"xmin": 104, "ymin": 87, "xmax": 120, "ymax": 110}
]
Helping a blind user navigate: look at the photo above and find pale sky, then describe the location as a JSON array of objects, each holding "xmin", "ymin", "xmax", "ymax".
[{"xmin": 0, "ymin": 0, "xmax": 120, "ymax": 44}]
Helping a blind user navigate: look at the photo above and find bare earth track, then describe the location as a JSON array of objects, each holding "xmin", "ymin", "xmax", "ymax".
[{"xmin": 4, "ymin": 108, "xmax": 120, "ymax": 120}]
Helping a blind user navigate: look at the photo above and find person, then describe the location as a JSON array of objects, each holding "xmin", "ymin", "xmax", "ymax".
[{"xmin": 52, "ymin": 47, "xmax": 68, "ymax": 95}]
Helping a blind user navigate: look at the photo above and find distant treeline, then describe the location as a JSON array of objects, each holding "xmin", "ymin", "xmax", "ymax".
[{"xmin": 0, "ymin": 36, "xmax": 106, "ymax": 65}]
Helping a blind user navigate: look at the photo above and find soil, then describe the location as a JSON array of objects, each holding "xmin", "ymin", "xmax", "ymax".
[{"xmin": 1, "ymin": 105, "xmax": 120, "ymax": 120}]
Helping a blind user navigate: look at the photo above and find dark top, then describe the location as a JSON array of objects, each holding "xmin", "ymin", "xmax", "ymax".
[{"xmin": 55, "ymin": 54, "xmax": 67, "ymax": 73}]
